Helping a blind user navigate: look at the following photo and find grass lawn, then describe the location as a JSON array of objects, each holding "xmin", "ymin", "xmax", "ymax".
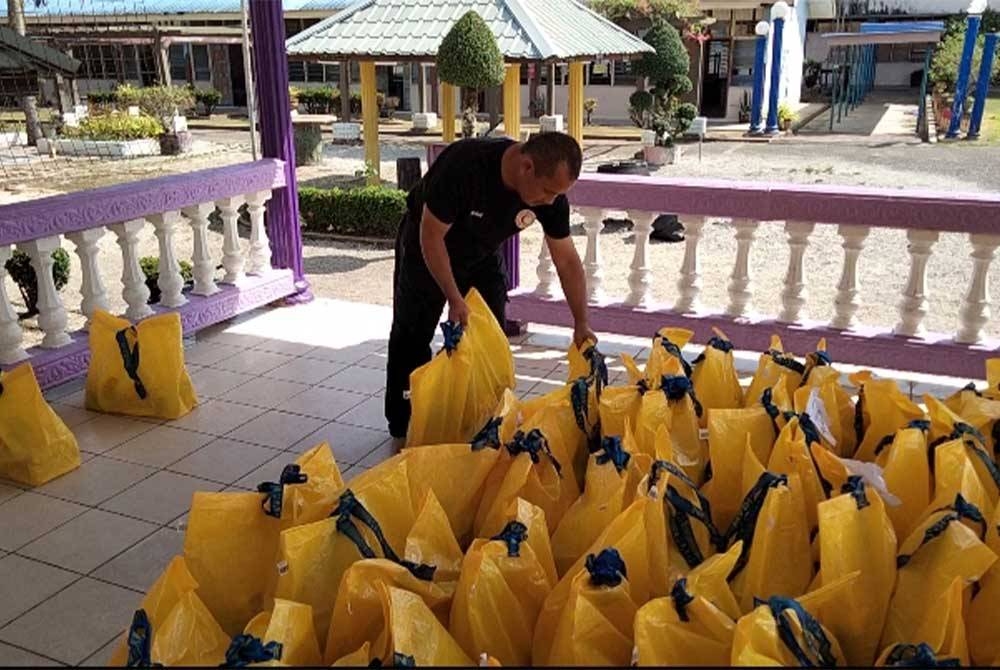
[{"xmin": 982, "ymin": 96, "xmax": 1000, "ymax": 142}]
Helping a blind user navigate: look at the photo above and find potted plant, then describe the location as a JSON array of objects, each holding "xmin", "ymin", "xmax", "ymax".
[
  {"xmin": 4, "ymin": 249, "xmax": 71, "ymax": 319},
  {"xmin": 738, "ymin": 90, "xmax": 752, "ymax": 123},
  {"xmin": 584, "ymin": 98, "xmax": 598, "ymax": 126},
  {"xmin": 778, "ymin": 102, "xmax": 798, "ymax": 132},
  {"xmin": 194, "ymin": 88, "xmax": 222, "ymax": 117}
]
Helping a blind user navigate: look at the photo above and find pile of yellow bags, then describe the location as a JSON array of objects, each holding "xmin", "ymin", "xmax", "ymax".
[{"xmin": 109, "ymin": 293, "xmax": 1000, "ymax": 667}]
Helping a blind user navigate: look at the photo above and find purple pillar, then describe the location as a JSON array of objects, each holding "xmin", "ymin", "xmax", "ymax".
[
  {"xmin": 503, "ymin": 236, "xmax": 520, "ymax": 290},
  {"xmin": 249, "ymin": 0, "xmax": 312, "ymax": 303}
]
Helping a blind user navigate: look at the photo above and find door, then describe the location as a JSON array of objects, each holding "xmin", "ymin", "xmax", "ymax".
[
  {"xmin": 228, "ymin": 44, "xmax": 247, "ymax": 107},
  {"xmin": 701, "ymin": 40, "xmax": 730, "ymax": 118}
]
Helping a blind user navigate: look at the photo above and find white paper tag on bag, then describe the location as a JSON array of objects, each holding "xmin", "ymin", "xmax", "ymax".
[
  {"xmin": 842, "ymin": 458, "xmax": 902, "ymax": 507},
  {"xmin": 805, "ymin": 388, "xmax": 837, "ymax": 448}
]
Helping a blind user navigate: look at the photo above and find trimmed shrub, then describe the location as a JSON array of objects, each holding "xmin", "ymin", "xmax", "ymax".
[
  {"xmin": 4, "ymin": 249, "xmax": 71, "ymax": 319},
  {"xmin": 86, "ymin": 90, "xmax": 118, "ymax": 109},
  {"xmin": 139, "ymin": 256, "xmax": 194, "ymax": 305},
  {"xmin": 118, "ymin": 85, "xmax": 195, "ymax": 124},
  {"xmin": 298, "ymin": 87, "xmax": 338, "ymax": 114},
  {"xmin": 437, "ymin": 10, "xmax": 504, "ymax": 137},
  {"xmin": 634, "ymin": 22, "xmax": 692, "ymax": 99},
  {"xmin": 629, "ymin": 90, "xmax": 654, "ymax": 128},
  {"xmin": 194, "ymin": 88, "xmax": 223, "ymax": 116},
  {"xmin": 62, "ymin": 112, "xmax": 164, "ymax": 141},
  {"xmin": 299, "ymin": 185, "xmax": 407, "ymax": 238}
]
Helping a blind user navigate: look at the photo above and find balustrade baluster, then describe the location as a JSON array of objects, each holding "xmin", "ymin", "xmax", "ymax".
[
  {"xmin": 67, "ymin": 228, "xmax": 109, "ymax": 327},
  {"xmin": 109, "ymin": 220, "xmax": 153, "ymax": 321},
  {"xmin": 625, "ymin": 210, "xmax": 656, "ymax": 308},
  {"xmin": 956, "ymin": 233, "xmax": 1000, "ymax": 344},
  {"xmin": 779, "ymin": 221, "xmax": 815, "ymax": 323},
  {"xmin": 148, "ymin": 212, "xmax": 188, "ymax": 308},
  {"xmin": 580, "ymin": 207, "xmax": 606, "ymax": 304},
  {"xmin": 534, "ymin": 239, "xmax": 560, "ymax": 299},
  {"xmin": 20, "ymin": 237, "xmax": 71, "ymax": 348},
  {"xmin": 246, "ymin": 190, "xmax": 273, "ymax": 275},
  {"xmin": 0, "ymin": 245, "xmax": 27, "ymax": 364},
  {"xmin": 726, "ymin": 218, "xmax": 758, "ymax": 317},
  {"xmin": 182, "ymin": 203, "xmax": 221, "ymax": 297},
  {"xmin": 674, "ymin": 215, "xmax": 705, "ymax": 313},
  {"xmin": 894, "ymin": 229, "xmax": 938, "ymax": 337},
  {"xmin": 831, "ymin": 224, "xmax": 869, "ymax": 330},
  {"xmin": 216, "ymin": 196, "xmax": 246, "ymax": 284}
]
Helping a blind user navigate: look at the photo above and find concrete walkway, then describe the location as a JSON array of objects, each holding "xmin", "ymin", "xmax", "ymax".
[{"xmin": 798, "ymin": 89, "xmax": 919, "ymax": 138}]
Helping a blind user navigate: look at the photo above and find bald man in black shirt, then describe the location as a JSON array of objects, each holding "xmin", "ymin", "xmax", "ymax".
[{"xmin": 386, "ymin": 132, "xmax": 596, "ymax": 445}]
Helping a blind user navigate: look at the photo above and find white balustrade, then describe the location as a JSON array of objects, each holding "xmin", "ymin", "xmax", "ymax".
[
  {"xmin": 894, "ymin": 229, "xmax": 939, "ymax": 337},
  {"xmin": 674, "ymin": 215, "xmax": 705, "ymax": 313},
  {"xmin": 182, "ymin": 203, "xmax": 221, "ymax": 297},
  {"xmin": 956, "ymin": 233, "xmax": 1000, "ymax": 344},
  {"xmin": 109, "ymin": 220, "xmax": 153, "ymax": 321},
  {"xmin": 66, "ymin": 228, "xmax": 109, "ymax": 326},
  {"xmin": 535, "ymin": 240, "xmax": 560, "ymax": 299},
  {"xmin": 831, "ymin": 224, "xmax": 870, "ymax": 330},
  {"xmin": 19, "ymin": 237, "xmax": 71, "ymax": 348},
  {"xmin": 579, "ymin": 207, "xmax": 607, "ymax": 304},
  {"xmin": 625, "ymin": 210, "xmax": 656, "ymax": 308},
  {"xmin": 217, "ymin": 196, "xmax": 247, "ymax": 284},
  {"xmin": 726, "ymin": 219, "xmax": 758, "ymax": 317},
  {"xmin": 779, "ymin": 221, "xmax": 815, "ymax": 324},
  {"xmin": 148, "ymin": 211, "xmax": 188, "ymax": 308},
  {"xmin": 246, "ymin": 190, "xmax": 274, "ymax": 276},
  {"xmin": 0, "ymin": 245, "xmax": 28, "ymax": 364}
]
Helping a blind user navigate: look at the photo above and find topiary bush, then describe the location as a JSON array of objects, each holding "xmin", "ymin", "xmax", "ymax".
[
  {"xmin": 62, "ymin": 112, "xmax": 164, "ymax": 141},
  {"xmin": 634, "ymin": 22, "xmax": 692, "ymax": 99},
  {"xmin": 194, "ymin": 88, "xmax": 223, "ymax": 116},
  {"xmin": 629, "ymin": 90, "xmax": 654, "ymax": 128},
  {"xmin": 117, "ymin": 85, "xmax": 195, "ymax": 125},
  {"xmin": 436, "ymin": 11, "xmax": 505, "ymax": 138},
  {"xmin": 139, "ymin": 256, "xmax": 194, "ymax": 305},
  {"xmin": 298, "ymin": 186, "xmax": 408, "ymax": 238},
  {"xmin": 4, "ymin": 249, "xmax": 71, "ymax": 319}
]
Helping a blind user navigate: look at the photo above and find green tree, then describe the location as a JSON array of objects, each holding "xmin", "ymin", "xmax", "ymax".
[
  {"xmin": 436, "ymin": 11, "xmax": 505, "ymax": 138},
  {"xmin": 634, "ymin": 22, "xmax": 692, "ymax": 99},
  {"xmin": 930, "ymin": 29, "xmax": 1000, "ymax": 93},
  {"xmin": 591, "ymin": 0, "xmax": 695, "ymax": 27}
]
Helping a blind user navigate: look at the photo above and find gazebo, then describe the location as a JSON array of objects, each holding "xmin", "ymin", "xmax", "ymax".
[{"xmin": 285, "ymin": 0, "xmax": 654, "ymax": 181}]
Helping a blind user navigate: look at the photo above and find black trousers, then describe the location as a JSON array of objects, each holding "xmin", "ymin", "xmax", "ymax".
[{"xmin": 384, "ymin": 215, "xmax": 509, "ymax": 438}]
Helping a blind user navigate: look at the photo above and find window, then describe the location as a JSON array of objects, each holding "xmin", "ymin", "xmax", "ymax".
[
  {"xmin": 101, "ymin": 45, "xmax": 117, "ymax": 80},
  {"xmin": 192, "ymin": 44, "xmax": 211, "ymax": 81},
  {"xmin": 613, "ymin": 59, "xmax": 637, "ymax": 86},
  {"xmin": 122, "ymin": 45, "xmax": 139, "ymax": 79},
  {"xmin": 306, "ymin": 62, "xmax": 324, "ymax": 82},
  {"xmin": 589, "ymin": 60, "xmax": 611, "ymax": 85},
  {"xmin": 169, "ymin": 44, "xmax": 189, "ymax": 82},
  {"xmin": 324, "ymin": 63, "xmax": 340, "ymax": 82},
  {"xmin": 289, "ymin": 60, "xmax": 306, "ymax": 82}
]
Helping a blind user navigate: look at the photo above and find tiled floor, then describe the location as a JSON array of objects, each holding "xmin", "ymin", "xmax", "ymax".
[{"xmin": 0, "ymin": 297, "xmax": 970, "ymax": 666}]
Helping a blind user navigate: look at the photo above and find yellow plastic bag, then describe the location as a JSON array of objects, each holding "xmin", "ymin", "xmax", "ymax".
[
  {"xmin": 551, "ymin": 430, "xmax": 645, "ymax": 576},
  {"xmin": 815, "ymin": 477, "xmax": 897, "ymax": 666},
  {"xmin": 926, "ymin": 395, "xmax": 1000, "ymax": 509},
  {"xmin": 533, "ymin": 469, "xmax": 671, "ymax": 666},
  {"xmin": 324, "ymin": 558, "xmax": 455, "ymax": 664},
  {"xmin": 727, "ymin": 472, "xmax": 813, "ymax": 614},
  {"xmin": 743, "ymin": 336, "xmax": 804, "ymax": 409},
  {"xmin": 731, "ymin": 572, "xmax": 855, "ymax": 667},
  {"xmin": 648, "ymin": 327, "xmax": 695, "ymax": 379},
  {"xmin": 450, "ymin": 518, "xmax": 557, "ymax": 666},
  {"xmin": 406, "ymin": 289, "xmax": 515, "ymax": 448},
  {"xmin": 691, "ymin": 329, "xmax": 743, "ymax": 418},
  {"xmin": 633, "ymin": 544, "xmax": 741, "ymax": 667},
  {"xmin": 109, "ymin": 556, "xmax": 230, "ymax": 667},
  {"xmin": 851, "ymin": 372, "xmax": 925, "ymax": 463},
  {"xmin": 656, "ymin": 458, "xmax": 723, "ymax": 575},
  {"xmin": 987, "ymin": 358, "xmax": 1000, "ymax": 399},
  {"xmin": 767, "ymin": 415, "xmax": 832, "ymax": 533},
  {"xmin": 258, "ymin": 443, "xmax": 346, "ymax": 531},
  {"xmin": 968, "ymin": 497, "xmax": 1000, "ymax": 666},
  {"xmin": 242, "ymin": 599, "xmax": 321, "ymax": 667},
  {"xmin": 85, "ymin": 309, "xmax": 197, "ymax": 420},
  {"xmin": 929, "ymin": 437, "xmax": 995, "ymax": 519},
  {"xmin": 881, "ymin": 494, "xmax": 998, "ymax": 650},
  {"xmin": 0, "ymin": 362, "xmax": 80, "ymax": 486},
  {"xmin": 378, "ymin": 583, "xmax": 473, "ymax": 666},
  {"xmin": 877, "ymin": 577, "xmax": 970, "ymax": 667},
  {"xmin": 943, "ymin": 384, "xmax": 1000, "ymax": 441},
  {"xmin": 876, "ymin": 642, "xmax": 963, "ymax": 667},
  {"xmin": 796, "ymin": 366, "xmax": 858, "ymax": 459},
  {"xmin": 331, "ymin": 642, "xmax": 374, "ymax": 667},
  {"xmin": 538, "ymin": 548, "xmax": 637, "ymax": 667},
  {"xmin": 876, "ymin": 421, "xmax": 933, "ymax": 541},
  {"xmin": 474, "ymin": 404, "xmax": 581, "ymax": 538}
]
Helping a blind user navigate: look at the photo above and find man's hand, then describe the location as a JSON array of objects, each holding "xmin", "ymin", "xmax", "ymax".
[
  {"xmin": 448, "ymin": 298, "xmax": 470, "ymax": 327},
  {"xmin": 574, "ymin": 321, "xmax": 598, "ymax": 348}
]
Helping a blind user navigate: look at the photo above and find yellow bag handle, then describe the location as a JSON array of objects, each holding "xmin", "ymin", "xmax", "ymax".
[{"xmin": 115, "ymin": 326, "xmax": 148, "ymax": 400}]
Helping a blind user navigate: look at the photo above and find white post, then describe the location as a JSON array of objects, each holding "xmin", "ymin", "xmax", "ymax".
[
  {"xmin": 831, "ymin": 224, "xmax": 869, "ymax": 330},
  {"xmin": 66, "ymin": 228, "xmax": 110, "ymax": 326},
  {"xmin": 216, "ymin": 196, "xmax": 246, "ymax": 284},
  {"xmin": 148, "ymin": 211, "xmax": 188, "ymax": 308},
  {"xmin": 956, "ymin": 233, "xmax": 1000, "ymax": 344},
  {"xmin": 894, "ymin": 229, "xmax": 939, "ymax": 337},
  {"xmin": 534, "ymin": 240, "xmax": 560, "ymax": 299},
  {"xmin": 579, "ymin": 207, "xmax": 606, "ymax": 304},
  {"xmin": 109, "ymin": 220, "xmax": 153, "ymax": 322},
  {"xmin": 19, "ymin": 237, "xmax": 71, "ymax": 349},
  {"xmin": 625, "ymin": 210, "xmax": 655, "ymax": 308},
  {"xmin": 246, "ymin": 190, "xmax": 273, "ymax": 276},
  {"xmin": 726, "ymin": 218, "xmax": 758, "ymax": 317},
  {"xmin": 674, "ymin": 215, "xmax": 705, "ymax": 313},
  {"xmin": 182, "ymin": 202, "xmax": 220, "ymax": 297},
  {"xmin": 779, "ymin": 221, "xmax": 815, "ymax": 323},
  {"xmin": 0, "ymin": 245, "xmax": 28, "ymax": 364}
]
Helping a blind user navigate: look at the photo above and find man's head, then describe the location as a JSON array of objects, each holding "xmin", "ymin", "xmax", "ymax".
[{"xmin": 513, "ymin": 132, "xmax": 582, "ymax": 206}]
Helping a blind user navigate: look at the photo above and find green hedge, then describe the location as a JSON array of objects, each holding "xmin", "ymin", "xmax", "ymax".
[
  {"xmin": 299, "ymin": 185, "xmax": 407, "ymax": 238},
  {"xmin": 292, "ymin": 86, "xmax": 386, "ymax": 116},
  {"xmin": 63, "ymin": 112, "xmax": 164, "ymax": 141}
]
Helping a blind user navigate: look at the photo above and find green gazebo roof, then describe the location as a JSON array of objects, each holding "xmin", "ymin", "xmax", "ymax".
[{"xmin": 286, "ymin": 0, "xmax": 654, "ymax": 63}]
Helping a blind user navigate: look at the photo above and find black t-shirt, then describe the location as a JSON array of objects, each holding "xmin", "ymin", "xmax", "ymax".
[{"xmin": 402, "ymin": 137, "xmax": 571, "ymax": 269}]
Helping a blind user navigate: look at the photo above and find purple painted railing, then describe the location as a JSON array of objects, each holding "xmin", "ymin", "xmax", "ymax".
[
  {"xmin": 0, "ymin": 159, "xmax": 295, "ymax": 389},
  {"xmin": 510, "ymin": 173, "xmax": 1000, "ymax": 380}
]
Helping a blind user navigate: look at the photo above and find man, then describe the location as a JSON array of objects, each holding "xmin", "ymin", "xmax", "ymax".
[{"xmin": 385, "ymin": 131, "xmax": 596, "ymax": 445}]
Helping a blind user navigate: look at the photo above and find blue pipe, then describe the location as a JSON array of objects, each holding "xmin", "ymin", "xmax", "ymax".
[
  {"xmin": 947, "ymin": 13, "xmax": 983, "ymax": 138},
  {"xmin": 968, "ymin": 32, "xmax": 998, "ymax": 139},
  {"xmin": 749, "ymin": 32, "xmax": 769, "ymax": 134},
  {"xmin": 765, "ymin": 16, "xmax": 785, "ymax": 134}
]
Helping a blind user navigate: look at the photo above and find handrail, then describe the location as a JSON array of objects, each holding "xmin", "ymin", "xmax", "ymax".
[{"xmin": 0, "ymin": 159, "xmax": 287, "ymax": 246}]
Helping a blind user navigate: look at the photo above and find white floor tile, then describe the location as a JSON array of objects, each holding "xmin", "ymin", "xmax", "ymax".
[{"xmin": 19, "ymin": 509, "xmax": 158, "ymax": 575}]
